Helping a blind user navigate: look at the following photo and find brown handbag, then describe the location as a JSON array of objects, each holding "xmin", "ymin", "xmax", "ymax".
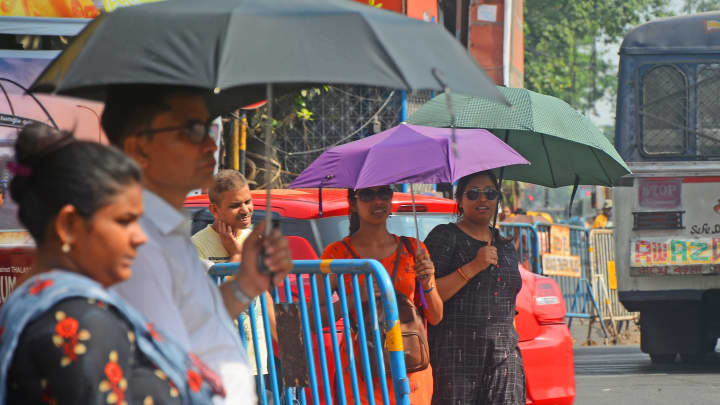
[{"xmin": 341, "ymin": 236, "xmax": 430, "ymax": 375}]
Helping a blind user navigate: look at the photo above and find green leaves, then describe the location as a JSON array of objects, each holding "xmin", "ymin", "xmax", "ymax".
[{"xmin": 525, "ymin": 0, "xmax": 670, "ymax": 114}]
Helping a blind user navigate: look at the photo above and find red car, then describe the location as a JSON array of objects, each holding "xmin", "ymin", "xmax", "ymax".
[{"xmin": 185, "ymin": 189, "xmax": 576, "ymax": 404}]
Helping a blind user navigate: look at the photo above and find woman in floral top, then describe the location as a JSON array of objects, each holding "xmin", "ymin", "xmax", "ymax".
[{"xmin": 0, "ymin": 124, "xmax": 222, "ymax": 404}]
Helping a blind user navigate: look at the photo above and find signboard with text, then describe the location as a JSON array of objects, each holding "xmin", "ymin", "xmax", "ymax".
[
  {"xmin": 542, "ymin": 254, "xmax": 582, "ymax": 278},
  {"xmin": 631, "ymin": 237, "xmax": 720, "ymax": 267},
  {"xmin": 542, "ymin": 225, "xmax": 581, "ymax": 277},
  {"xmin": 638, "ymin": 177, "xmax": 682, "ymax": 209}
]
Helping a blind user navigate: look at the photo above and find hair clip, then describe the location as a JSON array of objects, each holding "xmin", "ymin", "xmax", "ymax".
[{"xmin": 6, "ymin": 161, "xmax": 31, "ymax": 177}]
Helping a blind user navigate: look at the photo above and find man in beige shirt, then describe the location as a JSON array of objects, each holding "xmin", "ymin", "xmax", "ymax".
[{"xmin": 192, "ymin": 170, "xmax": 277, "ymax": 381}]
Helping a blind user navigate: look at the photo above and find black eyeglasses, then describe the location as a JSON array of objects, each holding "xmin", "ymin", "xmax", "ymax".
[
  {"xmin": 136, "ymin": 120, "xmax": 218, "ymax": 144},
  {"xmin": 465, "ymin": 187, "xmax": 499, "ymax": 201},
  {"xmin": 357, "ymin": 187, "xmax": 394, "ymax": 202}
]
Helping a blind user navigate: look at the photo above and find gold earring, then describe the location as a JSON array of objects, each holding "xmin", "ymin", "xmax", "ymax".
[{"xmin": 61, "ymin": 242, "xmax": 71, "ymax": 254}]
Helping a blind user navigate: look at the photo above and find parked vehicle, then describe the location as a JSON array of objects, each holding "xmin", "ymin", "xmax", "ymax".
[
  {"xmin": 185, "ymin": 188, "xmax": 576, "ymax": 404},
  {"xmin": 614, "ymin": 12, "xmax": 720, "ymax": 363}
]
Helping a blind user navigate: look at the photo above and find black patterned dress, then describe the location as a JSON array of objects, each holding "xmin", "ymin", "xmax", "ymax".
[{"xmin": 424, "ymin": 223, "xmax": 525, "ymax": 405}]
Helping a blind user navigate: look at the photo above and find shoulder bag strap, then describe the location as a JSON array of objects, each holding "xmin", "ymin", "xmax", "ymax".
[{"xmin": 341, "ymin": 239, "xmax": 360, "ymax": 259}]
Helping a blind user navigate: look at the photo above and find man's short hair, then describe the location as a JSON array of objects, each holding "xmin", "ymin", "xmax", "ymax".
[
  {"xmin": 208, "ymin": 170, "xmax": 249, "ymax": 205},
  {"xmin": 101, "ymin": 84, "xmax": 206, "ymax": 148}
]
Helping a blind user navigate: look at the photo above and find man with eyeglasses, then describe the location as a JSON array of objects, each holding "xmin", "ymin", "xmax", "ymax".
[{"xmin": 101, "ymin": 85, "xmax": 293, "ymax": 404}]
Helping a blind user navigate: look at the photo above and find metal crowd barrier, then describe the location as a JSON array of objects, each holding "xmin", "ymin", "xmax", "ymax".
[
  {"xmin": 588, "ymin": 229, "xmax": 638, "ymax": 336},
  {"xmin": 209, "ymin": 259, "xmax": 411, "ymax": 405},
  {"xmin": 498, "ymin": 223, "xmax": 540, "ymax": 273},
  {"xmin": 500, "ymin": 223, "xmax": 605, "ymax": 330}
]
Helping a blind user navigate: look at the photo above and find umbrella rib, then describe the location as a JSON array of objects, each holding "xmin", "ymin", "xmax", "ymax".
[
  {"xmin": 590, "ymin": 146, "xmax": 613, "ymax": 186},
  {"xmin": 540, "ymin": 134, "xmax": 557, "ymax": 187}
]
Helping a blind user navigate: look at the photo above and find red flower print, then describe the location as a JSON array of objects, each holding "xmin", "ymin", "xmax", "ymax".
[
  {"xmin": 99, "ymin": 351, "xmax": 126, "ymax": 404},
  {"xmin": 29, "ymin": 279, "xmax": 53, "ymax": 295},
  {"xmin": 187, "ymin": 369, "xmax": 203, "ymax": 392},
  {"xmin": 146, "ymin": 323, "xmax": 163, "ymax": 341},
  {"xmin": 105, "ymin": 361, "xmax": 123, "ymax": 384},
  {"xmin": 56, "ymin": 317, "xmax": 79, "ymax": 339},
  {"xmin": 53, "ymin": 312, "xmax": 89, "ymax": 366}
]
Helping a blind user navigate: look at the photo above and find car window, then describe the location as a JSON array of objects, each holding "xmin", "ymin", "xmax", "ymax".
[
  {"xmin": 387, "ymin": 213, "xmax": 456, "ymax": 241},
  {"xmin": 191, "ymin": 208, "xmax": 456, "ymax": 256}
]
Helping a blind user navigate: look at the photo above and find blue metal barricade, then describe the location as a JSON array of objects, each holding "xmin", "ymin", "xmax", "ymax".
[
  {"xmin": 209, "ymin": 259, "xmax": 411, "ymax": 405},
  {"xmin": 498, "ymin": 223, "xmax": 540, "ymax": 273},
  {"xmin": 500, "ymin": 222, "xmax": 606, "ymax": 333}
]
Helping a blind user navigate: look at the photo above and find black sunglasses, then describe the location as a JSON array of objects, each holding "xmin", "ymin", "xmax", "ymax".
[
  {"xmin": 357, "ymin": 187, "xmax": 394, "ymax": 202},
  {"xmin": 465, "ymin": 187, "xmax": 499, "ymax": 201},
  {"xmin": 136, "ymin": 120, "xmax": 218, "ymax": 145}
]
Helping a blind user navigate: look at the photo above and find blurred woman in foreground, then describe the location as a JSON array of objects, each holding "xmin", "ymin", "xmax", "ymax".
[{"xmin": 0, "ymin": 124, "xmax": 222, "ymax": 404}]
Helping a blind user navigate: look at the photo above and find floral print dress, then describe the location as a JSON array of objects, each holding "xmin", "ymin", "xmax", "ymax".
[
  {"xmin": 6, "ymin": 297, "xmax": 184, "ymax": 405},
  {"xmin": 0, "ymin": 271, "xmax": 224, "ymax": 405}
]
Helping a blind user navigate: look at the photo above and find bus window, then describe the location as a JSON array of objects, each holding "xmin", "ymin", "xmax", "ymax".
[
  {"xmin": 640, "ymin": 65, "xmax": 687, "ymax": 156},
  {"xmin": 697, "ymin": 65, "xmax": 720, "ymax": 156}
]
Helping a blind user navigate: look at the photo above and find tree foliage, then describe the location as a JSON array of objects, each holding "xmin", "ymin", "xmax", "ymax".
[
  {"xmin": 524, "ymin": 0, "xmax": 670, "ymax": 114},
  {"xmin": 682, "ymin": 0, "xmax": 720, "ymax": 13}
]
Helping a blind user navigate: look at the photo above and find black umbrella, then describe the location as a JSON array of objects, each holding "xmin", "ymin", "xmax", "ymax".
[
  {"xmin": 30, "ymin": 0, "xmax": 506, "ymax": 115},
  {"xmin": 30, "ymin": 0, "xmax": 507, "ymax": 258}
]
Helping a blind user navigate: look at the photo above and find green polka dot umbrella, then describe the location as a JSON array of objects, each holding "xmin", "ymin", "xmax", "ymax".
[{"xmin": 407, "ymin": 87, "xmax": 630, "ymax": 187}]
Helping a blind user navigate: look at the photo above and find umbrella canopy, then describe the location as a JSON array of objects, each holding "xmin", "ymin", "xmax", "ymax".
[
  {"xmin": 289, "ymin": 124, "xmax": 529, "ymax": 189},
  {"xmin": 30, "ymin": 0, "xmax": 506, "ymax": 116},
  {"xmin": 407, "ymin": 87, "xmax": 631, "ymax": 187}
]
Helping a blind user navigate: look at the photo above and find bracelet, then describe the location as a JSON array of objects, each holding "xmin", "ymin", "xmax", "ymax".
[
  {"xmin": 423, "ymin": 286, "xmax": 435, "ymax": 294},
  {"xmin": 230, "ymin": 281, "xmax": 253, "ymax": 306},
  {"xmin": 457, "ymin": 266, "xmax": 470, "ymax": 281}
]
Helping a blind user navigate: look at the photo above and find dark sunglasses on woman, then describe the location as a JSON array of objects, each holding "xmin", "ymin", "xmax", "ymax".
[
  {"xmin": 465, "ymin": 187, "xmax": 499, "ymax": 201},
  {"xmin": 357, "ymin": 187, "xmax": 394, "ymax": 202},
  {"xmin": 135, "ymin": 120, "xmax": 218, "ymax": 144}
]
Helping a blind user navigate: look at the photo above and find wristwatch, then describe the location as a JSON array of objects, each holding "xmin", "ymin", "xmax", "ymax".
[{"xmin": 231, "ymin": 281, "xmax": 253, "ymax": 306}]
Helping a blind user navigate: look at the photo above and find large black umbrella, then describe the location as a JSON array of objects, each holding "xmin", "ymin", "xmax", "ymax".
[
  {"xmin": 30, "ymin": 0, "xmax": 506, "ymax": 257},
  {"xmin": 30, "ymin": 0, "xmax": 506, "ymax": 115}
]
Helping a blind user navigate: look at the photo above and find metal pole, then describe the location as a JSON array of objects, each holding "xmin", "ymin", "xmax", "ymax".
[
  {"xmin": 455, "ymin": 0, "xmax": 462, "ymax": 40},
  {"xmin": 232, "ymin": 109, "xmax": 240, "ymax": 171},
  {"xmin": 240, "ymin": 112, "xmax": 248, "ymax": 175}
]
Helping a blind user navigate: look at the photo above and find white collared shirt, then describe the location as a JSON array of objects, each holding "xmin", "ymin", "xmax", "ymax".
[{"xmin": 112, "ymin": 190, "xmax": 256, "ymax": 404}]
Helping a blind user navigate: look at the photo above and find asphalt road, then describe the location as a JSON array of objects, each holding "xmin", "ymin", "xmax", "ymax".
[{"xmin": 574, "ymin": 345, "xmax": 720, "ymax": 404}]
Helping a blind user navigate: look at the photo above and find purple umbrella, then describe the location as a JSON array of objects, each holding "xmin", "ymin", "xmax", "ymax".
[
  {"xmin": 290, "ymin": 123, "xmax": 529, "ymax": 306},
  {"xmin": 290, "ymin": 123, "xmax": 529, "ymax": 189}
]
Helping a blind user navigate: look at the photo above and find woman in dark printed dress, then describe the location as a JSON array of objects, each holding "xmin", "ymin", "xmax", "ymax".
[
  {"xmin": 0, "ymin": 124, "xmax": 222, "ymax": 404},
  {"xmin": 424, "ymin": 171, "xmax": 525, "ymax": 405}
]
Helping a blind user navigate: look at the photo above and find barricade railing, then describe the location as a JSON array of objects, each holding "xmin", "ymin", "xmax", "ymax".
[
  {"xmin": 531, "ymin": 224, "xmax": 599, "ymax": 320},
  {"xmin": 500, "ymin": 222, "xmax": 607, "ymax": 337},
  {"xmin": 209, "ymin": 259, "xmax": 411, "ymax": 405},
  {"xmin": 589, "ymin": 229, "xmax": 638, "ymax": 337},
  {"xmin": 498, "ymin": 223, "xmax": 540, "ymax": 273}
]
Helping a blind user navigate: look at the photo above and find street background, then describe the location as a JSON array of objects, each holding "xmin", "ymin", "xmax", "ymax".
[{"xmin": 570, "ymin": 320, "xmax": 720, "ymax": 404}]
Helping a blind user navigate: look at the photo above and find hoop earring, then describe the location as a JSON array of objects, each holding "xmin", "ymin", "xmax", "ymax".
[{"xmin": 61, "ymin": 242, "xmax": 71, "ymax": 254}]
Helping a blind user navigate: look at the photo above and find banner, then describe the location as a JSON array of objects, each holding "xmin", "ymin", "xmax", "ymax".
[
  {"xmin": 541, "ymin": 225, "xmax": 581, "ymax": 277},
  {"xmin": 0, "ymin": 0, "xmax": 99, "ymax": 18},
  {"xmin": 550, "ymin": 225, "xmax": 571, "ymax": 255},
  {"xmin": 542, "ymin": 254, "xmax": 582, "ymax": 278},
  {"xmin": 631, "ymin": 237, "xmax": 720, "ymax": 267}
]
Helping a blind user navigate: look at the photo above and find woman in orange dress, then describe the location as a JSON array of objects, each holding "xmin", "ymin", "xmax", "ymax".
[{"xmin": 320, "ymin": 186, "xmax": 443, "ymax": 405}]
